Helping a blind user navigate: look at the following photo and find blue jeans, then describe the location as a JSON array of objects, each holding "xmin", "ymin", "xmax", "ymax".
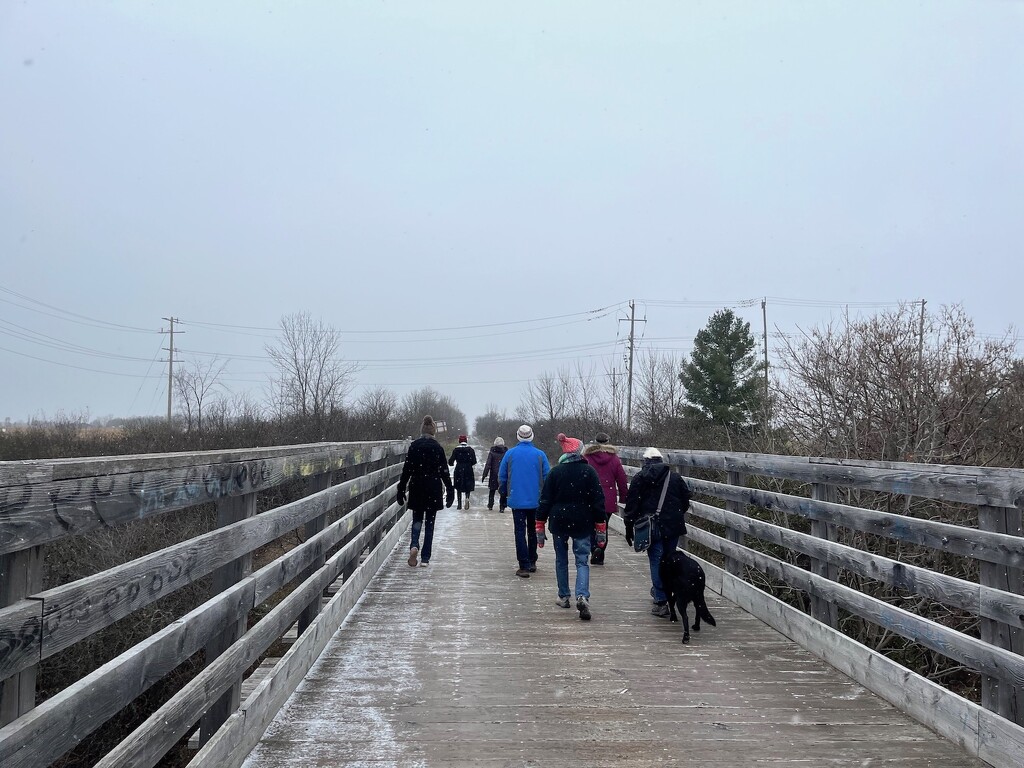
[
  {"xmin": 648, "ymin": 534, "xmax": 680, "ymax": 603},
  {"xmin": 410, "ymin": 509, "xmax": 437, "ymax": 562},
  {"xmin": 512, "ymin": 508, "xmax": 538, "ymax": 569},
  {"xmin": 553, "ymin": 533, "xmax": 592, "ymax": 599}
]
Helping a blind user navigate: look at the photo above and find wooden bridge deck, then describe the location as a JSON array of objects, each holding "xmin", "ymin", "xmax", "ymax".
[{"xmin": 242, "ymin": 505, "xmax": 983, "ymax": 767}]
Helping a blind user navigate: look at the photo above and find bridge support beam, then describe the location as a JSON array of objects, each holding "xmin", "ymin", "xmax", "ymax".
[
  {"xmin": 724, "ymin": 471, "xmax": 746, "ymax": 576},
  {"xmin": 0, "ymin": 546, "xmax": 42, "ymax": 727},
  {"xmin": 809, "ymin": 483, "xmax": 839, "ymax": 629},
  {"xmin": 297, "ymin": 472, "xmax": 335, "ymax": 636},
  {"xmin": 979, "ymin": 504, "xmax": 1023, "ymax": 726},
  {"xmin": 199, "ymin": 492, "xmax": 257, "ymax": 746}
]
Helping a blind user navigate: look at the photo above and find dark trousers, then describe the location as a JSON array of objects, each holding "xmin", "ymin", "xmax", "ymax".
[
  {"xmin": 410, "ymin": 508, "xmax": 438, "ymax": 562},
  {"xmin": 512, "ymin": 508, "xmax": 538, "ymax": 569},
  {"xmin": 487, "ymin": 488, "xmax": 508, "ymax": 510}
]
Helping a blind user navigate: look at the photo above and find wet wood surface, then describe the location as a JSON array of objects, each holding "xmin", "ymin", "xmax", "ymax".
[{"xmin": 243, "ymin": 503, "xmax": 982, "ymax": 767}]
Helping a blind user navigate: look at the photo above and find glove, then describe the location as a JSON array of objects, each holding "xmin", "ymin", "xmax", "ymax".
[
  {"xmin": 624, "ymin": 521, "xmax": 634, "ymax": 548},
  {"xmin": 595, "ymin": 522, "xmax": 607, "ymax": 550},
  {"xmin": 445, "ymin": 487, "xmax": 455, "ymax": 508},
  {"xmin": 397, "ymin": 489, "xmax": 406, "ymax": 507},
  {"xmin": 535, "ymin": 520, "xmax": 547, "ymax": 548}
]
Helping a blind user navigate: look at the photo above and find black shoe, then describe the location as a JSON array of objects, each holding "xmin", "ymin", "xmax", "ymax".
[
  {"xmin": 516, "ymin": 568, "xmax": 531, "ymax": 578},
  {"xmin": 528, "ymin": 566, "xmax": 537, "ymax": 573},
  {"xmin": 577, "ymin": 597, "xmax": 592, "ymax": 621}
]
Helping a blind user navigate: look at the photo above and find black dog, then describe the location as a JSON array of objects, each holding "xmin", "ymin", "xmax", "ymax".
[{"xmin": 659, "ymin": 550, "xmax": 717, "ymax": 643}]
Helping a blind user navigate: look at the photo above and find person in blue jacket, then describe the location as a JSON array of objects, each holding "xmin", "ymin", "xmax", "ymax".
[{"xmin": 498, "ymin": 424, "xmax": 550, "ymax": 578}]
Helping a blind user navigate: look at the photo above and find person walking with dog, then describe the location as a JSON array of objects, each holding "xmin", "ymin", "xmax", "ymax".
[
  {"xmin": 583, "ymin": 431, "xmax": 628, "ymax": 565},
  {"xmin": 498, "ymin": 424, "xmax": 550, "ymax": 578},
  {"xmin": 480, "ymin": 436, "xmax": 508, "ymax": 511},
  {"xmin": 622, "ymin": 447, "xmax": 690, "ymax": 617},
  {"xmin": 536, "ymin": 433, "xmax": 606, "ymax": 620},
  {"xmin": 397, "ymin": 415, "xmax": 455, "ymax": 568},
  {"xmin": 448, "ymin": 435, "xmax": 478, "ymax": 509}
]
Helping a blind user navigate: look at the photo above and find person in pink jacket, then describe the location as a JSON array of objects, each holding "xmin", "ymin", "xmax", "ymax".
[{"xmin": 583, "ymin": 432, "xmax": 629, "ymax": 564}]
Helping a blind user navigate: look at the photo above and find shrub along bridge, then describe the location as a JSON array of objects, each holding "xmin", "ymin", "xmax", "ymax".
[{"xmin": 0, "ymin": 441, "xmax": 1022, "ymax": 766}]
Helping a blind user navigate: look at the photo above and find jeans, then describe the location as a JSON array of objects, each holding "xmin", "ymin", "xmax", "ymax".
[
  {"xmin": 554, "ymin": 533, "xmax": 592, "ymax": 599},
  {"xmin": 512, "ymin": 508, "xmax": 538, "ymax": 569},
  {"xmin": 410, "ymin": 509, "xmax": 437, "ymax": 562},
  {"xmin": 647, "ymin": 534, "xmax": 680, "ymax": 603}
]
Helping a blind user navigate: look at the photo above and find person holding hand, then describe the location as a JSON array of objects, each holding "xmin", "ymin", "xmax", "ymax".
[{"xmin": 397, "ymin": 415, "xmax": 455, "ymax": 568}]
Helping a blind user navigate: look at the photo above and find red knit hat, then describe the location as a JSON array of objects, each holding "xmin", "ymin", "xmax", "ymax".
[
  {"xmin": 556, "ymin": 432, "xmax": 583, "ymax": 455},
  {"xmin": 458, "ymin": 434, "xmax": 468, "ymax": 444}
]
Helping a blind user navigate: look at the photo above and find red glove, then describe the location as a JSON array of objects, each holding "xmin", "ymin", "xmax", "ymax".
[
  {"xmin": 535, "ymin": 520, "xmax": 547, "ymax": 548},
  {"xmin": 595, "ymin": 522, "xmax": 607, "ymax": 550}
]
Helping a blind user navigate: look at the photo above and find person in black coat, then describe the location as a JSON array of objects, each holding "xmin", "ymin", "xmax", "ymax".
[
  {"xmin": 623, "ymin": 447, "xmax": 690, "ymax": 616},
  {"xmin": 536, "ymin": 434, "xmax": 606, "ymax": 621},
  {"xmin": 448, "ymin": 435, "xmax": 478, "ymax": 509},
  {"xmin": 397, "ymin": 416, "xmax": 454, "ymax": 567},
  {"xmin": 479, "ymin": 437, "xmax": 508, "ymax": 511}
]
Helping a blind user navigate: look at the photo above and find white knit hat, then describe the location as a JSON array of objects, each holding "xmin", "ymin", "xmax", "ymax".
[
  {"xmin": 493, "ymin": 437, "xmax": 505, "ymax": 446},
  {"xmin": 516, "ymin": 424, "xmax": 534, "ymax": 442},
  {"xmin": 643, "ymin": 447, "xmax": 663, "ymax": 460}
]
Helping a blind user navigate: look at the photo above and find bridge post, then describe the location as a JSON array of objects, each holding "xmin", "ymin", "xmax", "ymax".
[
  {"xmin": 809, "ymin": 483, "xmax": 840, "ymax": 628},
  {"xmin": 297, "ymin": 471, "xmax": 335, "ymax": 636},
  {"xmin": 979, "ymin": 504, "xmax": 1023, "ymax": 725},
  {"xmin": 198, "ymin": 491, "xmax": 257, "ymax": 746},
  {"xmin": 0, "ymin": 545, "xmax": 42, "ymax": 727},
  {"xmin": 724, "ymin": 471, "xmax": 746, "ymax": 576}
]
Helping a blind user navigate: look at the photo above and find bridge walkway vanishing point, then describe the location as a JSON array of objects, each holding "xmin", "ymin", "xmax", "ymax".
[{"xmin": 243, "ymin": 502, "xmax": 982, "ymax": 767}]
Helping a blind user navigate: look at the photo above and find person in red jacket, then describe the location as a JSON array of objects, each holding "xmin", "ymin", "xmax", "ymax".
[{"xmin": 583, "ymin": 432, "xmax": 629, "ymax": 565}]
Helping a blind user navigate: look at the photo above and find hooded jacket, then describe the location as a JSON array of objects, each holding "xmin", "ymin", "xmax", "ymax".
[
  {"xmin": 480, "ymin": 444, "xmax": 507, "ymax": 490},
  {"xmin": 583, "ymin": 443, "xmax": 629, "ymax": 517},
  {"xmin": 536, "ymin": 454, "xmax": 606, "ymax": 538},
  {"xmin": 623, "ymin": 458, "xmax": 690, "ymax": 540}
]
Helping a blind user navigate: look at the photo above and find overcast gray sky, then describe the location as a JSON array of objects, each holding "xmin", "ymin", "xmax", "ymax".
[{"xmin": 2, "ymin": 1, "xmax": 1021, "ymax": 428}]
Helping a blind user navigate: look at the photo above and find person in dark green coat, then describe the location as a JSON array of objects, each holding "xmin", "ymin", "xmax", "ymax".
[{"xmin": 536, "ymin": 433, "xmax": 606, "ymax": 621}]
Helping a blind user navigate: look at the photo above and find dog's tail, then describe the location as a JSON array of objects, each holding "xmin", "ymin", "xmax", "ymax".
[{"xmin": 697, "ymin": 598, "xmax": 717, "ymax": 627}]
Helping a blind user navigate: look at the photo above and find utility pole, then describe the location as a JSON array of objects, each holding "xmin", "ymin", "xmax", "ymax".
[
  {"xmin": 162, "ymin": 316, "xmax": 178, "ymax": 425},
  {"xmin": 914, "ymin": 299, "xmax": 926, "ymax": 458},
  {"xmin": 761, "ymin": 297, "xmax": 770, "ymax": 444},
  {"xmin": 616, "ymin": 300, "xmax": 646, "ymax": 435}
]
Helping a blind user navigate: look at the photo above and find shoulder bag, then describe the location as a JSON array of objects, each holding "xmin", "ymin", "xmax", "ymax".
[{"xmin": 633, "ymin": 471, "xmax": 672, "ymax": 552}]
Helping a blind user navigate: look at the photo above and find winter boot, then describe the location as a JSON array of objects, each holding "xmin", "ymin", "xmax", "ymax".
[{"xmin": 577, "ymin": 596, "xmax": 592, "ymax": 621}]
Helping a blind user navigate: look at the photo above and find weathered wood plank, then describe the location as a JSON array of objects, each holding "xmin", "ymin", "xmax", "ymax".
[
  {"xmin": 0, "ymin": 441, "xmax": 407, "ymax": 554},
  {"xmin": 191, "ymin": 507, "xmax": 410, "ymax": 768},
  {"xmin": 618, "ymin": 447, "xmax": 1024, "ymax": 508},
  {"xmin": 687, "ymin": 525, "xmax": 1024, "ymax": 690},
  {"xmin": 690, "ymin": 501, "xmax": 1024, "ymax": 627},
  {"xmin": 0, "ymin": 579, "xmax": 256, "ymax": 768},
  {"xmin": 0, "ymin": 601, "xmax": 41, "ymax": 690},
  {"xmin": 723, "ymin": 470, "xmax": 745, "ymax": 576},
  {"xmin": 809, "ymin": 483, "xmax": 839, "ymax": 627},
  {"xmin": 198, "ymin": 492, "xmax": 258, "ymax": 747},
  {"xmin": 296, "ymin": 473, "xmax": 333, "ymax": 637},
  {"xmin": 0, "ymin": 489, "xmax": 397, "ymax": 768},
  {"xmin": 684, "ymin": 476, "xmax": 1024, "ymax": 568},
  {"xmin": 690, "ymin": 554, "xmax": 1024, "ymax": 767},
  {"xmin": 93, "ymin": 502, "xmax": 404, "ymax": 768},
  {"xmin": 0, "ymin": 547, "xmax": 41, "ymax": 726},
  {"xmin": 9, "ymin": 465, "xmax": 399, "ymax": 675},
  {"xmin": 979, "ymin": 504, "xmax": 1024, "ymax": 725}
]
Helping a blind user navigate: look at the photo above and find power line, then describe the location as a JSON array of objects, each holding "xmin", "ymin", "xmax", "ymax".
[{"xmin": 0, "ymin": 285, "xmax": 159, "ymax": 333}]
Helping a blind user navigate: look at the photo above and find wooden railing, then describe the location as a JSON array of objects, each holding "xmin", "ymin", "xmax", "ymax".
[
  {"xmin": 618, "ymin": 447, "xmax": 1024, "ymax": 767},
  {"xmin": 0, "ymin": 440, "xmax": 408, "ymax": 768}
]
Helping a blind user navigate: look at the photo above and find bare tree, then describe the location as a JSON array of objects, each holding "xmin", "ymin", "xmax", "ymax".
[
  {"xmin": 173, "ymin": 357, "xmax": 228, "ymax": 436},
  {"xmin": 265, "ymin": 313, "xmax": 360, "ymax": 431},
  {"xmin": 356, "ymin": 386, "xmax": 400, "ymax": 439}
]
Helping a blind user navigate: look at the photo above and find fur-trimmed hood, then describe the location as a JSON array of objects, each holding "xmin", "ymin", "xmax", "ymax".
[{"xmin": 583, "ymin": 442, "xmax": 618, "ymax": 456}]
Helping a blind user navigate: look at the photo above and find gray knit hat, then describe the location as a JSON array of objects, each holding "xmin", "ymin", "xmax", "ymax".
[{"xmin": 421, "ymin": 416, "xmax": 437, "ymax": 436}]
